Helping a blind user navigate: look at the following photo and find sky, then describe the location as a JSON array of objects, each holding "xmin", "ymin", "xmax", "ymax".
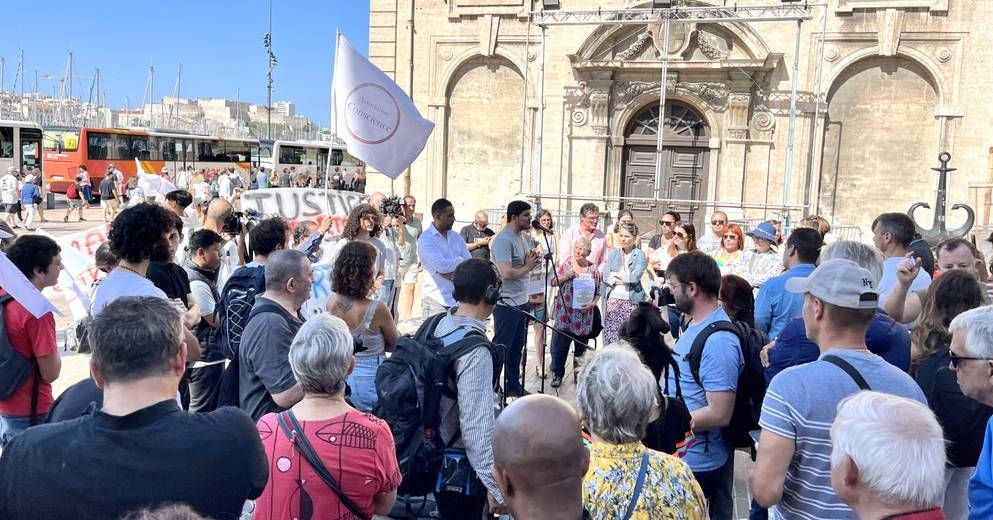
[{"xmin": 0, "ymin": 0, "xmax": 370, "ymax": 127}]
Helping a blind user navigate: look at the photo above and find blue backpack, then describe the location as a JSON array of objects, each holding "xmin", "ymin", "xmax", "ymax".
[{"xmin": 214, "ymin": 265, "xmax": 266, "ymax": 360}]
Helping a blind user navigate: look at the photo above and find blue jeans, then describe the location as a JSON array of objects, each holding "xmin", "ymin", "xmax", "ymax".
[
  {"xmin": 493, "ymin": 303, "xmax": 529, "ymax": 395},
  {"xmin": 378, "ymin": 279, "xmax": 397, "ymax": 318},
  {"xmin": 0, "ymin": 414, "xmax": 47, "ymax": 448},
  {"xmin": 347, "ymin": 355, "xmax": 385, "ymax": 412}
]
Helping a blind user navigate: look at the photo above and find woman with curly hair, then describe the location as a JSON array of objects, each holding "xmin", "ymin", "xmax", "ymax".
[
  {"xmin": 911, "ymin": 269, "xmax": 993, "ymax": 518},
  {"xmin": 326, "ymin": 241, "xmax": 399, "ymax": 412},
  {"xmin": 331, "ymin": 203, "xmax": 390, "ymax": 301}
]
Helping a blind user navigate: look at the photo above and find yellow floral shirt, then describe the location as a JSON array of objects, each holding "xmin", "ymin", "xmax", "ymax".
[{"xmin": 583, "ymin": 441, "xmax": 708, "ymax": 520}]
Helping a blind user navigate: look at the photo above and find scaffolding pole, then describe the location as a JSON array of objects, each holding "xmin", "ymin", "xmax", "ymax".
[
  {"xmin": 652, "ymin": 17, "xmax": 672, "ymax": 201},
  {"xmin": 533, "ymin": 24, "xmax": 547, "ymax": 209},
  {"xmin": 782, "ymin": 19, "xmax": 803, "ymax": 225}
]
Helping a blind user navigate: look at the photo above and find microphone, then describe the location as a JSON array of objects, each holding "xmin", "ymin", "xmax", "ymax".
[{"xmin": 531, "ymin": 219, "xmax": 553, "ymax": 234}]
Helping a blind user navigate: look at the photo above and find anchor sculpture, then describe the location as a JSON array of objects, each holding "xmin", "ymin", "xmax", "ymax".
[{"xmin": 907, "ymin": 152, "xmax": 975, "ymax": 247}]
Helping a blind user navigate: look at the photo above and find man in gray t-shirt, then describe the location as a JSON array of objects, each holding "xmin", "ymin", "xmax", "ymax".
[
  {"xmin": 750, "ymin": 259, "xmax": 926, "ymax": 519},
  {"xmin": 491, "ymin": 201, "xmax": 539, "ymax": 397}
]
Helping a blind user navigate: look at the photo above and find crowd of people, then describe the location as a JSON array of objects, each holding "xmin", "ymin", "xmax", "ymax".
[{"xmin": 0, "ymin": 181, "xmax": 992, "ymax": 520}]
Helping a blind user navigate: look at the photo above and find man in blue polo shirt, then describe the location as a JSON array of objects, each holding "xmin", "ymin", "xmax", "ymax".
[
  {"xmin": 754, "ymin": 227, "xmax": 821, "ymax": 339},
  {"xmin": 665, "ymin": 251, "xmax": 742, "ymax": 520}
]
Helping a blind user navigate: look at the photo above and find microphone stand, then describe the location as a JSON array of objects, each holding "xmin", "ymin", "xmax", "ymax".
[
  {"xmin": 527, "ymin": 224, "xmax": 574, "ymax": 395},
  {"xmin": 497, "ymin": 301, "xmax": 588, "ymax": 398}
]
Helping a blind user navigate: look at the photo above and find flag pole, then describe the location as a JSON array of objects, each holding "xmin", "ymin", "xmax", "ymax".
[{"xmin": 325, "ymin": 29, "xmax": 341, "ymax": 206}]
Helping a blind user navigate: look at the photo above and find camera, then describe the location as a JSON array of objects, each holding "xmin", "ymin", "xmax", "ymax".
[
  {"xmin": 221, "ymin": 209, "xmax": 263, "ymax": 234},
  {"xmin": 381, "ymin": 196, "xmax": 405, "ymax": 219},
  {"xmin": 650, "ymin": 284, "xmax": 676, "ymax": 307}
]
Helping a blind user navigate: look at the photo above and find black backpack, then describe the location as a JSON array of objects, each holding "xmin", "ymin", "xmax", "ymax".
[
  {"xmin": 0, "ymin": 295, "xmax": 31, "ymax": 400},
  {"xmin": 373, "ymin": 313, "xmax": 494, "ymax": 497},
  {"xmin": 214, "ymin": 265, "xmax": 266, "ymax": 360},
  {"xmin": 687, "ymin": 320, "xmax": 769, "ymax": 450},
  {"xmin": 216, "ymin": 299, "xmax": 285, "ymax": 409}
]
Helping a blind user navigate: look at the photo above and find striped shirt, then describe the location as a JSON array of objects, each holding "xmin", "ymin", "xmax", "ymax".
[
  {"xmin": 759, "ymin": 349, "xmax": 926, "ymax": 520},
  {"xmin": 433, "ymin": 310, "xmax": 503, "ymax": 502}
]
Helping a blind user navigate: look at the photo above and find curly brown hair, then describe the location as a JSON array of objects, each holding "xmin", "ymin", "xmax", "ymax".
[
  {"xmin": 332, "ymin": 240, "xmax": 378, "ymax": 298},
  {"xmin": 341, "ymin": 203, "xmax": 383, "ymax": 240}
]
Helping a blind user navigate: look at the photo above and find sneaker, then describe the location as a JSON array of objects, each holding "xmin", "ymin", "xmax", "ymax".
[
  {"xmin": 63, "ymin": 216, "xmax": 68, "ymax": 223},
  {"xmin": 550, "ymin": 375, "xmax": 563, "ymax": 388},
  {"xmin": 79, "ymin": 217, "xmax": 87, "ymax": 222}
]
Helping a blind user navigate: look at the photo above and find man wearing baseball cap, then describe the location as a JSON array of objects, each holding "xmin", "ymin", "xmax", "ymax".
[{"xmin": 750, "ymin": 259, "xmax": 926, "ymax": 519}]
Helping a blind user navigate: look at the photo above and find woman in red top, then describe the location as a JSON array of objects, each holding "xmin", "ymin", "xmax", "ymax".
[{"xmin": 253, "ymin": 313, "xmax": 401, "ymax": 520}]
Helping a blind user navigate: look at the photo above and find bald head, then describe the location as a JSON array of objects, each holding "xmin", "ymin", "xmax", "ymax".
[
  {"xmin": 206, "ymin": 198, "xmax": 233, "ymax": 221},
  {"xmin": 493, "ymin": 395, "xmax": 588, "ymax": 502},
  {"xmin": 369, "ymin": 192, "xmax": 386, "ymax": 209}
]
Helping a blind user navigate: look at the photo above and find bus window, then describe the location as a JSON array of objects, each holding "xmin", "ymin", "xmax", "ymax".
[
  {"xmin": 87, "ymin": 132, "xmax": 114, "ymax": 160},
  {"xmin": 131, "ymin": 135, "xmax": 152, "ymax": 161},
  {"xmin": 43, "ymin": 130, "xmax": 80, "ymax": 153},
  {"xmin": 160, "ymin": 138, "xmax": 177, "ymax": 161},
  {"xmin": 0, "ymin": 128, "xmax": 12, "ymax": 159},
  {"xmin": 21, "ymin": 142, "xmax": 40, "ymax": 170},
  {"xmin": 197, "ymin": 140, "xmax": 222, "ymax": 162},
  {"xmin": 331, "ymin": 149, "xmax": 343, "ymax": 166},
  {"xmin": 222, "ymin": 141, "xmax": 251, "ymax": 162},
  {"xmin": 146, "ymin": 136, "xmax": 161, "ymax": 161},
  {"xmin": 317, "ymin": 148, "xmax": 329, "ymax": 170},
  {"xmin": 113, "ymin": 134, "xmax": 130, "ymax": 160},
  {"xmin": 279, "ymin": 145, "xmax": 305, "ymax": 165}
]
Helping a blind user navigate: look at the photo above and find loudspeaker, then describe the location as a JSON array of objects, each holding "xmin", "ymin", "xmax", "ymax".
[
  {"xmin": 652, "ymin": 0, "xmax": 673, "ymax": 7},
  {"xmin": 543, "ymin": 0, "xmax": 560, "ymax": 9}
]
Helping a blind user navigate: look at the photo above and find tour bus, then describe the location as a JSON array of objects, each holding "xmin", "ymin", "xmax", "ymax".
[
  {"xmin": 43, "ymin": 127, "xmax": 259, "ymax": 194},
  {"xmin": 259, "ymin": 138, "xmax": 362, "ymax": 178},
  {"xmin": 0, "ymin": 120, "xmax": 43, "ymax": 176}
]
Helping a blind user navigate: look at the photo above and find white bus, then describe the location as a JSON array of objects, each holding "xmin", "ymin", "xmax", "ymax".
[
  {"xmin": 259, "ymin": 139, "xmax": 362, "ymax": 179},
  {"xmin": 0, "ymin": 120, "xmax": 43, "ymax": 175}
]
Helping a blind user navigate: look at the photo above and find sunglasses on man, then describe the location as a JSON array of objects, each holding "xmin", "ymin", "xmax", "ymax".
[
  {"xmin": 711, "ymin": 220, "xmax": 726, "ymax": 226},
  {"xmin": 949, "ymin": 350, "xmax": 993, "ymax": 369}
]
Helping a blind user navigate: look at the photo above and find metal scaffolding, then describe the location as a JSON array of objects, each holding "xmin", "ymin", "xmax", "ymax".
[{"xmin": 523, "ymin": 2, "xmax": 826, "ymax": 222}]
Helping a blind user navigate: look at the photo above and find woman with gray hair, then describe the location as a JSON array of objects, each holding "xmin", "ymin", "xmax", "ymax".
[
  {"xmin": 578, "ymin": 344, "xmax": 707, "ymax": 519},
  {"xmin": 253, "ymin": 314, "xmax": 401, "ymax": 520}
]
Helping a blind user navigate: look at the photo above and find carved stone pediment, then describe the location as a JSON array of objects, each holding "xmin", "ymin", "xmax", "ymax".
[{"xmin": 613, "ymin": 78, "xmax": 729, "ymax": 112}]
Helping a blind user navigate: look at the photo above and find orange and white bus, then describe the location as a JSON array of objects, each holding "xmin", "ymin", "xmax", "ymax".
[
  {"xmin": 259, "ymin": 139, "xmax": 362, "ymax": 178},
  {"xmin": 0, "ymin": 120, "xmax": 43, "ymax": 175},
  {"xmin": 43, "ymin": 127, "xmax": 260, "ymax": 194}
]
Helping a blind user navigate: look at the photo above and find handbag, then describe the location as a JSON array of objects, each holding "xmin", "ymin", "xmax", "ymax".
[{"xmin": 276, "ymin": 411, "xmax": 371, "ymax": 520}]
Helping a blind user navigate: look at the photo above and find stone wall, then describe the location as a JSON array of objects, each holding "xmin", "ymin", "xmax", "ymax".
[{"xmin": 368, "ymin": 0, "xmax": 993, "ymax": 237}]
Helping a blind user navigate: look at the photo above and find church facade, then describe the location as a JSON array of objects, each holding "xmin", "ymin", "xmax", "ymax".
[{"xmin": 367, "ymin": 0, "xmax": 993, "ymax": 236}]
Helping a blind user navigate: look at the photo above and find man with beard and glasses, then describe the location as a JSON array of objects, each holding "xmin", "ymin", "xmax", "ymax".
[
  {"xmin": 91, "ymin": 202, "xmax": 200, "ymax": 362},
  {"xmin": 664, "ymin": 251, "xmax": 743, "ymax": 520}
]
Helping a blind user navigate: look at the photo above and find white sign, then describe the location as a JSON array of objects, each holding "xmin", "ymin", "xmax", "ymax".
[
  {"xmin": 330, "ymin": 33, "xmax": 434, "ymax": 179},
  {"xmin": 572, "ymin": 274, "xmax": 596, "ymax": 309}
]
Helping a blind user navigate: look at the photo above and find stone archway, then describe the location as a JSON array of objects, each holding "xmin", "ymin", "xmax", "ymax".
[
  {"xmin": 819, "ymin": 56, "xmax": 939, "ymax": 228},
  {"xmin": 622, "ymin": 100, "xmax": 711, "ymax": 233},
  {"xmin": 444, "ymin": 56, "xmax": 525, "ymax": 218}
]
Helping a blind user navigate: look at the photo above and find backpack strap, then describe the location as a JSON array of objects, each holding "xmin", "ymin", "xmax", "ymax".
[
  {"xmin": 822, "ymin": 355, "xmax": 871, "ymax": 391},
  {"xmin": 686, "ymin": 321, "xmax": 742, "ymax": 388},
  {"xmin": 0, "ymin": 295, "xmax": 41, "ymax": 425}
]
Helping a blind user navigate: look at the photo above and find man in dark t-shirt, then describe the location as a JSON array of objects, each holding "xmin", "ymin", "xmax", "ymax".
[
  {"xmin": 238, "ymin": 249, "xmax": 311, "ymax": 421},
  {"xmin": 460, "ymin": 210, "xmax": 496, "ymax": 260},
  {"xmin": 0, "ymin": 296, "xmax": 268, "ymax": 520},
  {"xmin": 98, "ymin": 175, "xmax": 119, "ymax": 222}
]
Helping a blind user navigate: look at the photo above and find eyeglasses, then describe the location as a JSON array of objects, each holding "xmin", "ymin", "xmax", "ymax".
[
  {"xmin": 711, "ymin": 220, "xmax": 726, "ymax": 226},
  {"xmin": 723, "ymin": 234, "xmax": 738, "ymax": 240},
  {"xmin": 674, "ymin": 232, "xmax": 687, "ymax": 239},
  {"xmin": 659, "ymin": 220, "xmax": 676, "ymax": 226},
  {"xmin": 949, "ymin": 351, "xmax": 993, "ymax": 368}
]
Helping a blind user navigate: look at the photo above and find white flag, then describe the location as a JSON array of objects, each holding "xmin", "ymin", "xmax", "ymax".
[
  {"xmin": 135, "ymin": 159, "xmax": 178, "ymax": 200},
  {"xmin": 330, "ymin": 34, "xmax": 434, "ymax": 179},
  {"xmin": 0, "ymin": 252, "xmax": 61, "ymax": 319}
]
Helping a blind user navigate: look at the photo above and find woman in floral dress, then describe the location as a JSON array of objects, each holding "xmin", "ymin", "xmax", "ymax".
[{"xmin": 549, "ymin": 237, "xmax": 601, "ymax": 388}]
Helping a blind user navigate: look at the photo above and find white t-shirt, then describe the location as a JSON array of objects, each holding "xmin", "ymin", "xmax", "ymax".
[
  {"xmin": 191, "ymin": 182, "xmax": 210, "ymax": 201},
  {"xmin": 190, "ymin": 280, "xmax": 216, "ymax": 316},
  {"xmin": 90, "ymin": 269, "xmax": 167, "ymax": 315},
  {"xmin": 217, "ymin": 239, "xmax": 241, "ymax": 289},
  {"xmin": 0, "ymin": 175, "xmax": 18, "ymax": 204},
  {"xmin": 217, "ymin": 174, "xmax": 233, "ymax": 200}
]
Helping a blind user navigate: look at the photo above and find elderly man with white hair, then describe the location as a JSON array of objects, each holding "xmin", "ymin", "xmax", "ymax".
[
  {"xmin": 830, "ymin": 391, "xmax": 947, "ymax": 520},
  {"xmin": 252, "ymin": 314, "xmax": 400, "ymax": 519},
  {"xmin": 948, "ymin": 305, "xmax": 993, "ymax": 519}
]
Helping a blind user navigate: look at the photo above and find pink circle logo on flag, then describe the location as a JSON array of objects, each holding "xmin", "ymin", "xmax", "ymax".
[{"xmin": 344, "ymin": 83, "xmax": 401, "ymax": 144}]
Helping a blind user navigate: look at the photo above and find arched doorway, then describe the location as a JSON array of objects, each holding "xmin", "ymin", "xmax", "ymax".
[{"xmin": 622, "ymin": 101, "xmax": 710, "ymax": 234}]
